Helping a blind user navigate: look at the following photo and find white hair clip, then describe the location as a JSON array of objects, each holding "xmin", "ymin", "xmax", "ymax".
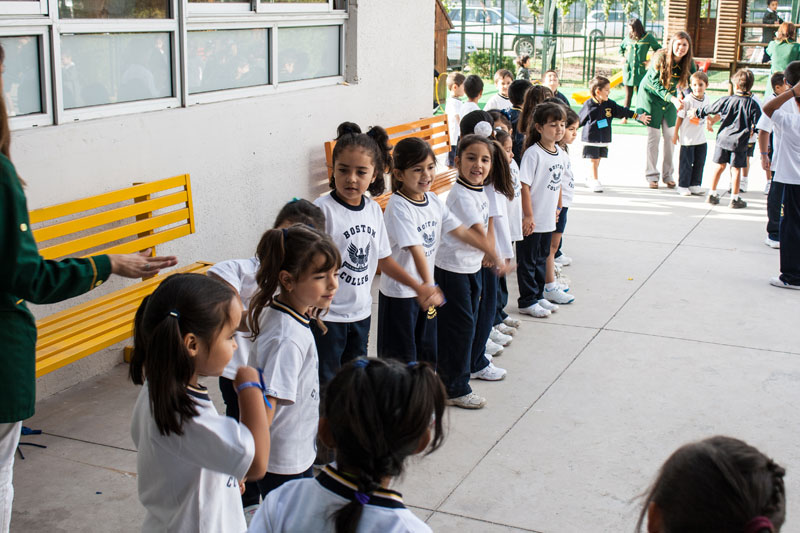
[{"xmin": 474, "ymin": 121, "xmax": 493, "ymax": 138}]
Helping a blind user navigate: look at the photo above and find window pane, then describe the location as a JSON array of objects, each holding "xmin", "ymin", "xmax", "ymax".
[
  {"xmin": 187, "ymin": 29, "xmax": 268, "ymax": 94},
  {"xmin": 58, "ymin": 0, "xmax": 168, "ymax": 18},
  {"xmin": 1, "ymin": 36, "xmax": 42, "ymax": 117},
  {"xmin": 61, "ymin": 33, "xmax": 172, "ymax": 109},
  {"xmin": 278, "ymin": 26, "xmax": 339, "ymax": 82},
  {"xmin": 262, "ymin": 0, "xmax": 327, "ymax": 3}
]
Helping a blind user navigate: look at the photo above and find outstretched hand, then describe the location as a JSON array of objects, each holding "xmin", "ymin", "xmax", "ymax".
[
  {"xmin": 108, "ymin": 249, "xmax": 178, "ymax": 279},
  {"xmin": 638, "ymin": 112, "xmax": 651, "ymax": 125}
]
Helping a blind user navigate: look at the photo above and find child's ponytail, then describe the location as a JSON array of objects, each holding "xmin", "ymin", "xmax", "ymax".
[
  {"xmin": 248, "ymin": 228, "xmax": 286, "ymax": 338},
  {"xmin": 129, "ymin": 273, "xmax": 236, "ymax": 436},
  {"xmin": 326, "ymin": 358, "xmax": 446, "ymax": 533},
  {"xmin": 365, "ymin": 125, "xmax": 391, "ymax": 196},
  {"xmin": 518, "ymin": 85, "xmax": 553, "ymax": 136},
  {"xmin": 489, "ymin": 139, "xmax": 514, "ymax": 201}
]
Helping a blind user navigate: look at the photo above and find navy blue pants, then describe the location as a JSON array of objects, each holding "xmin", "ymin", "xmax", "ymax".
[
  {"xmin": 767, "ymin": 180, "xmax": 785, "ymax": 242},
  {"xmin": 377, "ymin": 292, "xmax": 437, "ymax": 365},
  {"xmin": 678, "ymin": 143, "xmax": 707, "ymax": 188},
  {"xmin": 257, "ymin": 467, "xmax": 314, "ymax": 498},
  {"xmin": 516, "ymin": 232, "xmax": 552, "ymax": 308},
  {"xmin": 470, "ymin": 267, "xmax": 495, "ymax": 371},
  {"xmin": 434, "ymin": 267, "xmax": 482, "ymax": 398},
  {"xmin": 494, "ymin": 275, "xmax": 509, "ymax": 325},
  {"xmin": 311, "ymin": 316, "xmax": 371, "ymax": 385},
  {"xmin": 779, "ymin": 183, "xmax": 800, "ymax": 285}
]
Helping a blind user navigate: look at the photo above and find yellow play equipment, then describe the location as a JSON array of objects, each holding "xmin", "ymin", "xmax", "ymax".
[{"xmin": 572, "ymin": 71, "xmax": 623, "ymax": 105}]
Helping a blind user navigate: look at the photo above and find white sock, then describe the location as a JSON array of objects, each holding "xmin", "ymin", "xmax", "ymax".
[
  {"xmin": 545, "ymin": 282, "xmax": 558, "ymax": 291},
  {"xmin": 710, "ymin": 188, "xmax": 718, "ymax": 196},
  {"xmin": 732, "ymin": 194, "xmax": 740, "ymax": 200}
]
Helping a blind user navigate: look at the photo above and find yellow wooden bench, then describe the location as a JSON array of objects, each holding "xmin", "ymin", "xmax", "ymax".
[
  {"xmin": 323, "ymin": 115, "xmax": 458, "ymax": 210},
  {"xmin": 29, "ymin": 174, "xmax": 211, "ymax": 377}
]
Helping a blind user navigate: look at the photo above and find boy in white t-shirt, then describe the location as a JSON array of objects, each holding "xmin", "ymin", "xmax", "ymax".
[
  {"xmin": 672, "ymin": 71, "xmax": 714, "ymax": 196},
  {"xmin": 445, "ymin": 71, "xmax": 466, "ymax": 167},
  {"xmin": 762, "ymin": 61, "xmax": 800, "ymax": 289},
  {"xmin": 484, "ymin": 68, "xmax": 514, "ymax": 112}
]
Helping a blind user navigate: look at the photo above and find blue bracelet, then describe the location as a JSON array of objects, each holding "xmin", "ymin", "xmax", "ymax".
[{"xmin": 236, "ymin": 379, "xmax": 273, "ymax": 409}]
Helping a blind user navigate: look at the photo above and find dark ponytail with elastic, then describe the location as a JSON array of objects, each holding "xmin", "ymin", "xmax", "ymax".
[
  {"xmin": 248, "ymin": 224, "xmax": 341, "ymax": 337},
  {"xmin": 326, "ymin": 358, "xmax": 446, "ymax": 533},
  {"xmin": 129, "ymin": 273, "xmax": 236, "ymax": 436},
  {"xmin": 331, "ymin": 121, "xmax": 392, "ymax": 197},
  {"xmin": 489, "ymin": 139, "xmax": 514, "ymax": 201}
]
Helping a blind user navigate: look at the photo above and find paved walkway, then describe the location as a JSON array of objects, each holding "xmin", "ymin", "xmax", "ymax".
[{"xmin": 12, "ymin": 134, "xmax": 800, "ymax": 532}]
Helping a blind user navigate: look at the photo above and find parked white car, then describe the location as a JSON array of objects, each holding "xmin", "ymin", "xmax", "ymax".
[
  {"xmin": 448, "ymin": 6, "xmax": 543, "ymax": 56},
  {"xmin": 585, "ymin": 10, "xmax": 664, "ymax": 40},
  {"xmin": 447, "ymin": 32, "xmax": 477, "ymax": 64}
]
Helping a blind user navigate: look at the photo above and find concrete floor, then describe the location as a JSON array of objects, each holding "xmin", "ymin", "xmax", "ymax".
[{"xmin": 12, "ymin": 133, "xmax": 800, "ymax": 532}]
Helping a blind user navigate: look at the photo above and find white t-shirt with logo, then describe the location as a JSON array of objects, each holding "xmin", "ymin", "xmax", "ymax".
[
  {"xmin": 484, "ymin": 93, "xmax": 512, "ymax": 112},
  {"xmin": 771, "ymin": 99, "xmax": 800, "ymax": 185},
  {"xmin": 508, "ymin": 159, "xmax": 523, "ymax": 241},
  {"xmin": 445, "ymin": 96, "xmax": 462, "ymax": 147},
  {"xmin": 250, "ymin": 301, "xmax": 320, "ymax": 475},
  {"xmin": 208, "ymin": 257, "xmax": 259, "ymax": 380},
  {"xmin": 131, "ymin": 382, "xmax": 255, "ymax": 533},
  {"xmin": 561, "ymin": 151, "xmax": 575, "ymax": 208},
  {"xmin": 435, "ymin": 180, "xmax": 490, "ymax": 274},
  {"xmin": 677, "ymin": 94, "xmax": 710, "ymax": 146},
  {"xmin": 519, "ymin": 143, "xmax": 566, "ymax": 233},
  {"xmin": 315, "ymin": 192, "xmax": 392, "ymax": 322},
  {"xmin": 380, "ymin": 191, "xmax": 461, "ymax": 299},
  {"xmin": 485, "ymin": 183, "xmax": 514, "ymax": 260},
  {"xmin": 248, "ymin": 465, "xmax": 431, "ymax": 533}
]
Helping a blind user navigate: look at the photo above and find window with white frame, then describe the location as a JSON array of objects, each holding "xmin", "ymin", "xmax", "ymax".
[{"xmin": 0, "ymin": 0, "xmax": 347, "ymax": 128}]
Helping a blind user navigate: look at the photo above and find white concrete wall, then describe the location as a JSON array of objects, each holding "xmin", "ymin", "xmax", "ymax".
[{"xmin": 21, "ymin": 0, "xmax": 434, "ymax": 396}]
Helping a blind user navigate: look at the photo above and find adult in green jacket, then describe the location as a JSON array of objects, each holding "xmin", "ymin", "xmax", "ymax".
[
  {"xmin": 0, "ymin": 44, "xmax": 177, "ymax": 531},
  {"xmin": 766, "ymin": 22, "xmax": 800, "ymax": 74},
  {"xmin": 619, "ymin": 18, "xmax": 662, "ymax": 119},
  {"xmin": 636, "ymin": 31, "xmax": 696, "ymax": 188}
]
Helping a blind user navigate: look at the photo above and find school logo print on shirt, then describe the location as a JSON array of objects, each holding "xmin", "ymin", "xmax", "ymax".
[
  {"xmin": 345, "ymin": 242, "xmax": 370, "ymax": 273},
  {"xmin": 422, "ymin": 231, "xmax": 436, "ymax": 249},
  {"xmin": 605, "ymin": 107, "xmax": 612, "ymax": 118}
]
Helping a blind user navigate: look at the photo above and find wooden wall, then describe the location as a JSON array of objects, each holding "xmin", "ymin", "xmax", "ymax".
[
  {"xmin": 714, "ymin": 0, "xmax": 742, "ymax": 63},
  {"xmin": 434, "ymin": 0, "xmax": 453, "ymax": 73},
  {"xmin": 665, "ymin": 0, "xmax": 689, "ymax": 45}
]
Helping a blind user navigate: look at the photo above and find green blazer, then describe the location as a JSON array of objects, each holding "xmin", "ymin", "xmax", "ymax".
[
  {"xmin": 0, "ymin": 154, "xmax": 111, "ymax": 423},
  {"xmin": 636, "ymin": 60, "xmax": 697, "ymax": 128},
  {"xmin": 766, "ymin": 39, "xmax": 800, "ymax": 74},
  {"xmin": 620, "ymin": 33, "xmax": 662, "ymax": 87}
]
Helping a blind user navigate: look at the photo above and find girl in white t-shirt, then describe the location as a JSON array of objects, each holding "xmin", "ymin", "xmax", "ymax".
[
  {"xmin": 434, "ymin": 134, "xmax": 511, "ymax": 410},
  {"xmin": 246, "ymin": 225, "xmax": 341, "ymax": 497},
  {"xmin": 378, "ymin": 137, "xmax": 501, "ymax": 364},
  {"xmin": 208, "ymin": 198, "xmax": 326, "ymax": 511},
  {"xmin": 129, "ymin": 273, "xmax": 270, "ymax": 533},
  {"xmin": 249, "ymin": 357, "xmax": 446, "ymax": 533},
  {"xmin": 314, "ymin": 123, "xmax": 443, "ymax": 385}
]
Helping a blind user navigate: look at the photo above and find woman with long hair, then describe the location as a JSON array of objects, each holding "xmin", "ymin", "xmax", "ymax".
[
  {"xmin": 619, "ymin": 18, "xmax": 661, "ymax": 123},
  {"xmin": 766, "ymin": 22, "xmax": 800, "ymax": 74}
]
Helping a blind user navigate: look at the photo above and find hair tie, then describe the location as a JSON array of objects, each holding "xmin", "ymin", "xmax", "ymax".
[
  {"xmin": 474, "ymin": 121, "xmax": 493, "ymax": 138},
  {"xmin": 408, "ymin": 361, "xmax": 418, "ymax": 368},
  {"xmin": 290, "ymin": 197, "xmax": 299, "ymax": 203},
  {"xmin": 354, "ymin": 491, "xmax": 370, "ymax": 505},
  {"xmin": 168, "ymin": 310, "xmax": 180, "ymax": 318},
  {"xmin": 744, "ymin": 517, "xmax": 774, "ymax": 533},
  {"xmin": 353, "ymin": 358, "xmax": 369, "ymax": 369},
  {"xmin": 281, "ymin": 227, "xmax": 288, "ymax": 242}
]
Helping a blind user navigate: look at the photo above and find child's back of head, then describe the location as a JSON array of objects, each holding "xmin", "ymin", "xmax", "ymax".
[
  {"xmin": 447, "ymin": 71, "xmax": 465, "ymax": 91},
  {"xmin": 732, "ymin": 68, "xmax": 755, "ymax": 94},
  {"xmin": 771, "ymin": 72, "xmax": 786, "ymax": 93},
  {"xmin": 273, "ymin": 198, "xmax": 326, "ymax": 230},
  {"xmin": 638, "ymin": 436, "xmax": 786, "ymax": 533},
  {"xmin": 509, "ymin": 79, "xmax": 533, "ymax": 107},
  {"xmin": 464, "ymin": 74, "xmax": 484, "ymax": 100},
  {"xmin": 519, "ymin": 84, "xmax": 554, "ymax": 136}
]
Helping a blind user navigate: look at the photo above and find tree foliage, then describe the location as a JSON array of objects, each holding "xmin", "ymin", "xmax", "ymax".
[{"xmin": 525, "ymin": 0, "xmax": 656, "ymax": 19}]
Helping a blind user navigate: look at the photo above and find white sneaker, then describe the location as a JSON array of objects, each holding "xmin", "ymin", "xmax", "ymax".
[
  {"xmin": 485, "ymin": 339, "xmax": 504, "ymax": 356},
  {"xmin": 764, "ymin": 181, "xmax": 771, "ymax": 195},
  {"xmin": 588, "ymin": 179, "xmax": 604, "ymax": 192},
  {"xmin": 765, "ymin": 237, "xmax": 780, "ymax": 249},
  {"xmin": 537, "ymin": 298, "xmax": 559, "ymax": 312},
  {"xmin": 503, "ymin": 317, "xmax": 521, "ymax": 328},
  {"xmin": 677, "ymin": 186, "xmax": 691, "ymax": 196},
  {"xmin": 740, "ymin": 177, "xmax": 748, "ymax": 193},
  {"xmin": 448, "ymin": 392, "xmax": 487, "ymax": 409},
  {"xmin": 689, "ymin": 186, "xmax": 704, "ymax": 195},
  {"xmin": 471, "ymin": 362, "xmax": 507, "ymax": 381},
  {"xmin": 544, "ymin": 286, "xmax": 575, "ymax": 304},
  {"xmin": 489, "ymin": 327, "xmax": 513, "ymax": 346},
  {"xmin": 769, "ymin": 276, "xmax": 800, "ymax": 290},
  {"xmin": 495, "ymin": 322, "xmax": 517, "ymax": 336},
  {"xmin": 555, "ymin": 255, "xmax": 572, "ymax": 267},
  {"xmin": 519, "ymin": 303, "xmax": 551, "ymax": 318}
]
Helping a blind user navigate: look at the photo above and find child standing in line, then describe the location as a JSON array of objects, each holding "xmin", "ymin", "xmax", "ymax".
[
  {"xmin": 249, "ymin": 357, "xmax": 446, "ymax": 533},
  {"xmin": 579, "ymin": 76, "xmax": 651, "ymax": 192},
  {"xmin": 516, "ymin": 55, "xmax": 532, "ymax": 80},
  {"xmin": 445, "ymin": 72, "xmax": 466, "ymax": 167},
  {"xmin": 697, "ymin": 68, "xmax": 762, "ymax": 209},
  {"xmin": 434, "ymin": 135, "xmax": 511, "ymax": 409},
  {"xmin": 637, "ymin": 436, "xmax": 786, "ymax": 532},
  {"xmin": 544, "ymin": 108, "xmax": 579, "ymax": 304},
  {"xmin": 485, "ymin": 69, "xmax": 514, "ymax": 111},
  {"xmin": 542, "ymin": 70, "xmax": 570, "ymax": 107},
  {"xmin": 517, "ymin": 85, "xmax": 554, "ymax": 164},
  {"xmin": 507, "ymin": 79, "xmax": 533, "ymax": 164},
  {"xmin": 246, "ymin": 225, "xmax": 340, "ymax": 497},
  {"xmin": 517, "ymin": 102, "xmax": 568, "ymax": 318},
  {"xmin": 209, "ymin": 198, "xmax": 324, "ymax": 511},
  {"xmin": 671, "ymin": 71, "xmax": 713, "ymax": 196},
  {"xmin": 378, "ymin": 137, "xmax": 502, "ymax": 364},
  {"xmin": 314, "ymin": 124, "xmax": 442, "ymax": 385},
  {"xmin": 461, "ymin": 74, "xmax": 484, "ymax": 117},
  {"xmin": 129, "ymin": 274, "xmax": 270, "ymax": 532}
]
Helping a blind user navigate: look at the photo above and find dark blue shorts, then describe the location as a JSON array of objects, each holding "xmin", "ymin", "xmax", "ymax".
[
  {"xmin": 713, "ymin": 145, "xmax": 748, "ymax": 168},
  {"xmin": 555, "ymin": 206, "xmax": 569, "ymax": 234},
  {"xmin": 583, "ymin": 145, "xmax": 608, "ymax": 159}
]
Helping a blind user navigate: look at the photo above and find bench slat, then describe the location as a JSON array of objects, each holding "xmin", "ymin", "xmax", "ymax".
[
  {"xmin": 384, "ymin": 116, "xmax": 446, "ymax": 136},
  {"xmin": 33, "ymin": 190, "xmax": 189, "ymax": 244},
  {"xmin": 89, "ymin": 225, "xmax": 192, "ymax": 257},
  {"xmin": 39, "ymin": 209, "xmax": 190, "ymax": 259},
  {"xmin": 29, "ymin": 175, "xmax": 189, "ymax": 224},
  {"xmin": 36, "ymin": 324, "xmax": 139, "ymax": 378},
  {"xmin": 37, "ymin": 312, "xmax": 136, "ymax": 355}
]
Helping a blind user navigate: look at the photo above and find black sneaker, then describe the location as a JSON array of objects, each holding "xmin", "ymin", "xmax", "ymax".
[
  {"xmin": 729, "ymin": 197, "xmax": 747, "ymax": 209},
  {"xmin": 706, "ymin": 193, "xmax": 720, "ymax": 205}
]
